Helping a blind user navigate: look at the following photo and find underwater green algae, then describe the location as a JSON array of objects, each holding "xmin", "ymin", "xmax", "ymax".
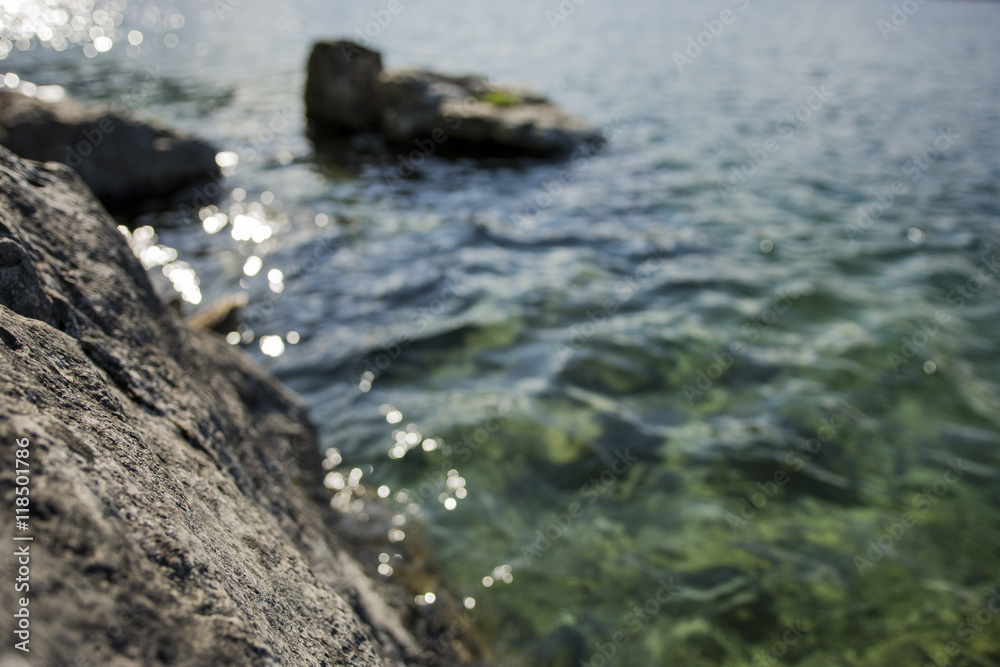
[{"xmin": 360, "ymin": 309, "xmax": 1000, "ymax": 667}]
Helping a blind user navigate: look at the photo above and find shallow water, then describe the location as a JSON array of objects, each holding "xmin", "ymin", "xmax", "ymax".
[{"xmin": 5, "ymin": 0, "xmax": 1000, "ymax": 664}]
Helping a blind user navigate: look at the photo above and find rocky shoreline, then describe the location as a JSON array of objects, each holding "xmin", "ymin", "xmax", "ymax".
[
  {"xmin": 0, "ymin": 41, "xmax": 610, "ymax": 664},
  {"xmin": 306, "ymin": 40, "xmax": 603, "ymax": 159},
  {"xmin": 0, "ymin": 146, "xmax": 468, "ymax": 665},
  {"xmin": 0, "ymin": 90, "xmax": 220, "ymax": 211}
]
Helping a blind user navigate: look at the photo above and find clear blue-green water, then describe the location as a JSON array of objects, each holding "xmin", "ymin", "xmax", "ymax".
[{"xmin": 5, "ymin": 0, "xmax": 1000, "ymax": 664}]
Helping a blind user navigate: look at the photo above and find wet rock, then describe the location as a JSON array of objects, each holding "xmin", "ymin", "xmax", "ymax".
[
  {"xmin": 381, "ymin": 70, "xmax": 602, "ymax": 158},
  {"xmin": 0, "ymin": 91, "xmax": 219, "ymax": 209},
  {"xmin": 0, "ymin": 146, "xmax": 424, "ymax": 666},
  {"xmin": 305, "ymin": 40, "xmax": 386, "ymax": 133},
  {"xmin": 304, "ymin": 41, "xmax": 602, "ymax": 159}
]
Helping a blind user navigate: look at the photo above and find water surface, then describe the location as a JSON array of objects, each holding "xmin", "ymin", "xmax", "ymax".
[{"xmin": 4, "ymin": 0, "xmax": 1000, "ymax": 664}]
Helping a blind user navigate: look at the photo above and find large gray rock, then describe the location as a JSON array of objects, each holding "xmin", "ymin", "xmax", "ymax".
[
  {"xmin": 0, "ymin": 91, "xmax": 219, "ymax": 208},
  {"xmin": 381, "ymin": 70, "xmax": 602, "ymax": 158},
  {"xmin": 304, "ymin": 41, "xmax": 602, "ymax": 158},
  {"xmin": 305, "ymin": 40, "xmax": 386, "ymax": 133},
  {"xmin": 0, "ymin": 147, "xmax": 427, "ymax": 666}
]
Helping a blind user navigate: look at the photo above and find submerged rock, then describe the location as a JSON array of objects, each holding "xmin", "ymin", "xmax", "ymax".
[
  {"xmin": 305, "ymin": 40, "xmax": 602, "ymax": 158},
  {"xmin": 0, "ymin": 146, "xmax": 425, "ymax": 665},
  {"xmin": 0, "ymin": 91, "xmax": 219, "ymax": 209}
]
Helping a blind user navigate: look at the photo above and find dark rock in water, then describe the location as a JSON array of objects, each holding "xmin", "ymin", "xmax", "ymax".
[
  {"xmin": 381, "ymin": 70, "xmax": 603, "ymax": 158},
  {"xmin": 0, "ymin": 146, "xmax": 426, "ymax": 665},
  {"xmin": 304, "ymin": 40, "xmax": 603, "ymax": 159},
  {"xmin": 0, "ymin": 91, "xmax": 219, "ymax": 209},
  {"xmin": 305, "ymin": 40, "xmax": 386, "ymax": 133}
]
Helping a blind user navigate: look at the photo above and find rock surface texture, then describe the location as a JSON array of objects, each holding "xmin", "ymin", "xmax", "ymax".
[
  {"xmin": 0, "ymin": 91, "xmax": 219, "ymax": 208},
  {"xmin": 0, "ymin": 146, "xmax": 423, "ymax": 666},
  {"xmin": 305, "ymin": 40, "xmax": 602, "ymax": 158}
]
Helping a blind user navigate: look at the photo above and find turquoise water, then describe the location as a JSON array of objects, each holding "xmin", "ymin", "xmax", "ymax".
[{"xmin": 5, "ymin": 0, "xmax": 1000, "ymax": 664}]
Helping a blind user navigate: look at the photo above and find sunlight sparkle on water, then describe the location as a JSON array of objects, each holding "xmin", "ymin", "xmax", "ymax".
[
  {"xmin": 259, "ymin": 335, "xmax": 285, "ymax": 357},
  {"xmin": 0, "ymin": 0, "xmax": 140, "ymax": 58},
  {"xmin": 215, "ymin": 151, "xmax": 239, "ymax": 169},
  {"xmin": 322, "ymin": 448, "xmax": 342, "ymax": 469},
  {"xmin": 202, "ymin": 214, "xmax": 227, "ymax": 234},
  {"xmin": 162, "ymin": 262, "xmax": 201, "ymax": 305},
  {"xmin": 358, "ymin": 370, "xmax": 374, "ymax": 392},
  {"xmin": 231, "ymin": 214, "xmax": 272, "ymax": 243},
  {"xmin": 243, "ymin": 256, "xmax": 262, "ymax": 276}
]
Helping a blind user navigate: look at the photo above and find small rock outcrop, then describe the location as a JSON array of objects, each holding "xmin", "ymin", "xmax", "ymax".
[
  {"xmin": 0, "ymin": 91, "xmax": 219, "ymax": 208},
  {"xmin": 0, "ymin": 146, "xmax": 425, "ymax": 666},
  {"xmin": 305, "ymin": 41, "xmax": 386, "ymax": 133},
  {"xmin": 305, "ymin": 40, "xmax": 602, "ymax": 158}
]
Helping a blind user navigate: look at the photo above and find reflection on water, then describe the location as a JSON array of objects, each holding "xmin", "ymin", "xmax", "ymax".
[
  {"xmin": 1, "ymin": 0, "xmax": 132, "ymax": 57},
  {"xmin": 0, "ymin": 0, "xmax": 204, "ymax": 63},
  {"xmin": 5, "ymin": 0, "xmax": 1000, "ymax": 664}
]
